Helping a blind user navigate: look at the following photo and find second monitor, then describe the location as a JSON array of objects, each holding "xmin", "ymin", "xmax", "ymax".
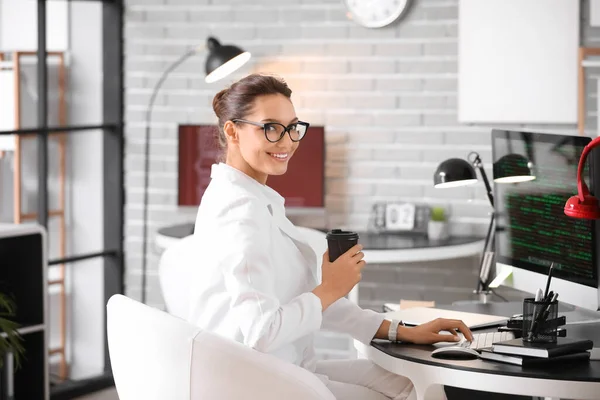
[{"xmin": 492, "ymin": 130, "xmax": 599, "ymax": 311}]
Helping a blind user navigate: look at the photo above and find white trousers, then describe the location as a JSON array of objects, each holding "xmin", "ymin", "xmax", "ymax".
[{"xmin": 314, "ymin": 359, "xmax": 421, "ymax": 400}]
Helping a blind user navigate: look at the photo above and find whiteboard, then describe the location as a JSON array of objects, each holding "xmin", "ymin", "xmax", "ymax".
[{"xmin": 458, "ymin": 0, "xmax": 579, "ymax": 124}]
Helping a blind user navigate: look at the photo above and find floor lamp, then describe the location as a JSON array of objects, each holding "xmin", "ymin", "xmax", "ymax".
[
  {"xmin": 433, "ymin": 151, "xmax": 535, "ymax": 303},
  {"xmin": 141, "ymin": 37, "xmax": 251, "ymax": 304}
]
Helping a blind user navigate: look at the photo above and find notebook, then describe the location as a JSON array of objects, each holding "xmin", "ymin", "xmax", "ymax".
[
  {"xmin": 386, "ymin": 307, "xmax": 508, "ymax": 329},
  {"xmin": 479, "ymin": 348, "xmax": 591, "ymax": 366},
  {"xmin": 491, "ymin": 337, "xmax": 594, "ymax": 359}
]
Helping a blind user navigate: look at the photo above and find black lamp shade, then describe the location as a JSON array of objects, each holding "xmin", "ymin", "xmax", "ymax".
[
  {"xmin": 433, "ymin": 158, "xmax": 478, "ymax": 188},
  {"xmin": 493, "ymin": 154, "xmax": 535, "ymax": 183},
  {"xmin": 205, "ymin": 37, "xmax": 251, "ymax": 83}
]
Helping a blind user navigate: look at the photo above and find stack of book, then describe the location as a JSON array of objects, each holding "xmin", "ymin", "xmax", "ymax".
[{"xmin": 479, "ymin": 337, "xmax": 594, "ymax": 367}]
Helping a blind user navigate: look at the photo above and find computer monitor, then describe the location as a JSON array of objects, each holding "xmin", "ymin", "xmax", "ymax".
[
  {"xmin": 178, "ymin": 124, "xmax": 325, "ymax": 210},
  {"xmin": 492, "ymin": 130, "xmax": 600, "ymax": 311}
]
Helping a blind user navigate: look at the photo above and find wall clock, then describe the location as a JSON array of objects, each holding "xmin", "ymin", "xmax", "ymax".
[{"xmin": 344, "ymin": 0, "xmax": 412, "ymax": 28}]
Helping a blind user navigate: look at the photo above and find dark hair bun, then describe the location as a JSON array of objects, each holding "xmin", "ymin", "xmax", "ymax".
[{"xmin": 212, "ymin": 89, "xmax": 229, "ymax": 122}]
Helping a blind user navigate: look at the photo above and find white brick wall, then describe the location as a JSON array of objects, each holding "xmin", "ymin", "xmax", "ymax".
[{"xmin": 124, "ymin": 0, "xmax": 600, "ymax": 358}]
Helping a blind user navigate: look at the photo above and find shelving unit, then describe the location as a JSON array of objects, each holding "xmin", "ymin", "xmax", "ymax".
[
  {"xmin": 0, "ymin": 223, "xmax": 49, "ymax": 399},
  {"xmin": 0, "ymin": 51, "xmax": 68, "ymax": 381}
]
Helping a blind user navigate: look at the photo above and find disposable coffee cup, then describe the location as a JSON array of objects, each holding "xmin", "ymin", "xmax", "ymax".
[{"xmin": 326, "ymin": 229, "xmax": 359, "ymax": 262}]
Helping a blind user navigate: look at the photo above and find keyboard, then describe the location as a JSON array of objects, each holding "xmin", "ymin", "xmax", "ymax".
[{"xmin": 459, "ymin": 331, "xmax": 516, "ymax": 350}]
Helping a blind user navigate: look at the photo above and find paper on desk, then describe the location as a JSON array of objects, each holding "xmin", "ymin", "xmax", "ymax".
[{"xmin": 386, "ymin": 307, "xmax": 508, "ymax": 330}]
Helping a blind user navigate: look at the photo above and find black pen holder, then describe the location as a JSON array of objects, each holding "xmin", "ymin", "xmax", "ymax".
[{"xmin": 522, "ymin": 297, "xmax": 559, "ymax": 343}]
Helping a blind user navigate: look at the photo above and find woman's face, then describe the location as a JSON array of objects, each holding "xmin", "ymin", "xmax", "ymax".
[{"xmin": 226, "ymin": 93, "xmax": 300, "ymax": 184}]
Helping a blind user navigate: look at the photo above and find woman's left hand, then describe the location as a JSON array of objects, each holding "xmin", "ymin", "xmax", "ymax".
[{"xmin": 399, "ymin": 318, "xmax": 473, "ymax": 344}]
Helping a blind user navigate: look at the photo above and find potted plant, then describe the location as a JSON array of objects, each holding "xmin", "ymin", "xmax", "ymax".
[
  {"xmin": 428, "ymin": 206, "xmax": 449, "ymax": 241},
  {"xmin": 0, "ymin": 292, "xmax": 24, "ymax": 397}
]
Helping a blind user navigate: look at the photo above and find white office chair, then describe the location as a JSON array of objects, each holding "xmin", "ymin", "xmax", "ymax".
[
  {"xmin": 106, "ymin": 294, "xmax": 335, "ymax": 400},
  {"xmin": 158, "ymin": 234, "xmax": 198, "ymax": 319}
]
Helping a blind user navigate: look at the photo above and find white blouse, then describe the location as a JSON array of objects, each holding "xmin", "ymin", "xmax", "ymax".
[{"xmin": 187, "ymin": 163, "xmax": 384, "ymax": 371}]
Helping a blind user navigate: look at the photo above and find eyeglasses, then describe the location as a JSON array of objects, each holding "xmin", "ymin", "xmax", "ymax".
[{"xmin": 232, "ymin": 119, "xmax": 310, "ymax": 143}]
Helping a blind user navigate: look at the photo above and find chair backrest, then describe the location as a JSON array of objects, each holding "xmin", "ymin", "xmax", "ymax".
[
  {"xmin": 107, "ymin": 294, "xmax": 200, "ymax": 400},
  {"xmin": 107, "ymin": 295, "xmax": 336, "ymax": 400},
  {"xmin": 158, "ymin": 234, "xmax": 198, "ymax": 319}
]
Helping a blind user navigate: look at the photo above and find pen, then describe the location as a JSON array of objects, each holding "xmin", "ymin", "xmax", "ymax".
[
  {"xmin": 535, "ymin": 288, "xmax": 543, "ymax": 301},
  {"xmin": 532, "ymin": 288, "xmax": 544, "ymax": 325},
  {"xmin": 544, "ymin": 263, "xmax": 555, "ymax": 298}
]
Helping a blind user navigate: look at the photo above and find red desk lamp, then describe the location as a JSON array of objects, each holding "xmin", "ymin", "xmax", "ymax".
[{"xmin": 565, "ymin": 136, "xmax": 600, "ymax": 219}]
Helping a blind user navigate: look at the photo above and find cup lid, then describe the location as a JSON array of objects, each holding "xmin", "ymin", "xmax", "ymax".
[{"xmin": 326, "ymin": 229, "xmax": 359, "ymax": 240}]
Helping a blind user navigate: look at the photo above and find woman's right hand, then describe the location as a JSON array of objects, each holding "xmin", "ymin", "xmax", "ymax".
[{"xmin": 312, "ymin": 244, "xmax": 365, "ymax": 311}]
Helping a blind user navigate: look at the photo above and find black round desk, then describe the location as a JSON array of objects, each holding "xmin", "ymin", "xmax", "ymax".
[{"xmin": 357, "ymin": 311, "xmax": 600, "ymax": 399}]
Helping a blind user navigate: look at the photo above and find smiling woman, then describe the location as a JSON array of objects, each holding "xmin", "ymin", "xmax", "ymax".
[{"xmin": 179, "ymin": 73, "xmax": 479, "ymax": 400}]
